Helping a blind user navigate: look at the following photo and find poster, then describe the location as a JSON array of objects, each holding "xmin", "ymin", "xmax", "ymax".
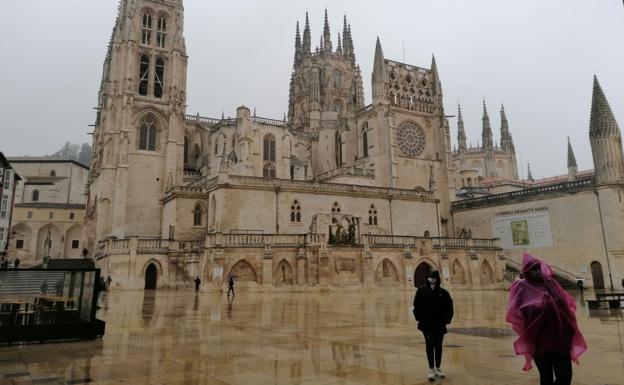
[
  {"xmin": 406, "ymin": 267, "xmax": 414, "ymax": 281},
  {"xmin": 213, "ymin": 266, "xmax": 223, "ymax": 279},
  {"xmin": 491, "ymin": 207, "xmax": 553, "ymax": 249}
]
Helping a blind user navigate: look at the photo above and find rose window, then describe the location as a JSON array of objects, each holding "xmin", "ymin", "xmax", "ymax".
[{"xmin": 396, "ymin": 122, "xmax": 426, "ymax": 157}]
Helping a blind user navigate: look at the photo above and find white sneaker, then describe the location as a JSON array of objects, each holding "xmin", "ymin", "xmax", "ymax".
[
  {"xmin": 428, "ymin": 369, "xmax": 435, "ymax": 381},
  {"xmin": 435, "ymin": 368, "xmax": 445, "ymax": 378}
]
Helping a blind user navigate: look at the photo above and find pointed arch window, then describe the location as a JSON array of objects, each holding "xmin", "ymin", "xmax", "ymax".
[
  {"xmin": 49, "ymin": 170, "xmax": 56, "ymax": 177},
  {"xmin": 154, "ymin": 57, "xmax": 164, "ymax": 98},
  {"xmin": 335, "ymin": 131, "xmax": 343, "ymax": 166},
  {"xmin": 368, "ymin": 204, "xmax": 378, "ymax": 226},
  {"xmin": 138, "ymin": 117, "xmax": 157, "ymax": 151},
  {"xmin": 141, "ymin": 12, "xmax": 152, "ymax": 45},
  {"xmin": 138, "ymin": 55, "xmax": 150, "ymax": 96},
  {"xmin": 331, "ymin": 202, "xmax": 341, "ymax": 214},
  {"xmin": 32, "ymin": 189, "xmax": 39, "ymax": 202},
  {"xmin": 193, "ymin": 204, "xmax": 203, "ymax": 226},
  {"xmin": 156, "ymin": 15, "xmax": 167, "ymax": 48},
  {"xmin": 290, "ymin": 200, "xmax": 301, "ymax": 223},
  {"xmin": 263, "ymin": 134, "xmax": 276, "ymax": 178},
  {"xmin": 263, "ymin": 162, "xmax": 276, "ymax": 178},
  {"xmin": 362, "ymin": 122, "xmax": 369, "ymax": 158},
  {"xmin": 263, "ymin": 134, "xmax": 276, "ymax": 162},
  {"xmin": 183, "ymin": 136, "xmax": 189, "ymax": 166}
]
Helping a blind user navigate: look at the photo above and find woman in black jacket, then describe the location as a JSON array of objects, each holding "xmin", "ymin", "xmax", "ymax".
[{"xmin": 413, "ymin": 270, "xmax": 454, "ymax": 381}]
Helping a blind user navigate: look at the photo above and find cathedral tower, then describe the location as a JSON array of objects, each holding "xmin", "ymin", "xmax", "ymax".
[
  {"xmin": 589, "ymin": 76, "xmax": 624, "ymax": 186},
  {"xmin": 84, "ymin": 0, "xmax": 188, "ymax": 248}
]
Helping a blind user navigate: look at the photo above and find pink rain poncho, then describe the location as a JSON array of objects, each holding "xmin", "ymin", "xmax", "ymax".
[{"xmin": 506, "ymin": 253, "xmax": 587, "ymax": 371}]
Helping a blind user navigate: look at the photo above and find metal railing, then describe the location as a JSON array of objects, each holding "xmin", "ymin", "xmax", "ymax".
[{"xmin": 452, "ymin": 177, "xmax": 595, "ymax": 211}]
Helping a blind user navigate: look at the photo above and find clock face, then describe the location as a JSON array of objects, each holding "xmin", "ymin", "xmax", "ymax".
[{"xmin": 396, "ymin": 122, "xmax": 426, "ymax": 157}]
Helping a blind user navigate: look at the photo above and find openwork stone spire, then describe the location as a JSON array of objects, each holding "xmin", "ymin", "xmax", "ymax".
[
  {"xmin": 590, "ymin": 75, "xmax": 621, "ymax": 138},
  {"xmin": 500, "ymin": 104, "xmax": 514, "ymax": 152},
  {"xmin": 457, "ymin": 104, "xmax": 467, "ymax": 151},
  {"xmin": 481, "ymin": 101, "xmax": 494, "ymax": 150},
  {"xmin": 293, "ymin": 21, "xmax": 302, "ymax": 66},
  {"xmin": 302, "ymin": 12, "xmax": 311, "ymax": 54},
  {"xmin": 323, "ymin": 9, "xmax": 332, "ymax": 52}
]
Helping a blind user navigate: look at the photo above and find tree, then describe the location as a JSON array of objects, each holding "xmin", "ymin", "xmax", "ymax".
[
  {"xmin": 78, "ymin": 143, "xmax": 92, "ymax": 165},
  {"xmin": 52, "ymin": 141, "xmax": 79, "ymax": 160}
]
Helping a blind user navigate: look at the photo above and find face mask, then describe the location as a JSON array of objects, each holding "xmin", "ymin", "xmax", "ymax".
[
  {"xmin": 528, "ymin": 269, "xmax": 543, "ymax": 280},
  {"xmin": 428, "ymin": 277, "xmax": 437, "ymax": 285}
]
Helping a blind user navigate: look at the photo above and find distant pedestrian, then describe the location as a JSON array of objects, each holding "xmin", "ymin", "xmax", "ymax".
[
  {"xmin": 96, "ymin": 276, "xmax": 107, "ymax": 309},
  {"xmin": 106, "ymin": 275, "xmax": 112, "ymax": 288},
  {"xmin": 506, "ymin": 253, "xmax": 587, "ymax": 385},
  {"xmin": 40, "ymin": 280, "xmax": 49, "ymax": 295},
  {"xmin": 227, "ymin": 275, "xmax": 235, "ymax": 296},
  {"xmin": 13, "ymin": 258, "xmax": 20, "ymax": 269},
  {"xmin": 194, "ymin": 276, "xmax": 201, "ymax": 292},
  {"xmin": 412, "ymin": 270, "xmax": 454, "ymax": 381},
  {"xmin": 55, "ymin": 279, "xmax": 63, "ymax": 296}
]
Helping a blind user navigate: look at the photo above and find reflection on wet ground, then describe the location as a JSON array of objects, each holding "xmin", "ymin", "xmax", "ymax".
[{"xmin": 0, "ymin": 289, "xmax": 623, "ymax": 384}]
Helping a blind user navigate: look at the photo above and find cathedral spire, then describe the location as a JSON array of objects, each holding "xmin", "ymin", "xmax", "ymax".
[
  {"xmin": 336, "ymin": 33, "xmax": 343, "ymax": 55},
  {"xmin": 567, "ymin": 137, "xmax": 578, "ymax": 181},
  {"xmin": 589, "ymin": 75, "xmax": 624, "ymax": 185},
  {"xmin": 500, "ymin": 104, "xmax": 514, "ymax": 152},
  {"xmin": 372, "ymin": 37, "xmax": 388, "ymax": 104},
  {"xmin": 527, "ymin": 163, "xmax": 534, "ymax": 181},
  {"xmin": 567, "ymin": 136, "xmax": 577, "ymax": 169},
  {"xmin": 430, "ymin": 54, "xmax": 442, "ymax": 96},
  {"xmin": 302, "ymin": 12, "xmax": 311, "ymax": 54},
  {"xmin": 457, "ymin": 104, "xmax": 467, "ymax": 152},
  {"xmin": 323, "ymin": 9, "xmax": 332, "ymax": 52},
  {"xmin": 482, "ymin": 101, "xmax": 494, "ymax": 150},
  {"xmin": 294, "ymin": 21, "xmax": 302, "ymax": 66}
]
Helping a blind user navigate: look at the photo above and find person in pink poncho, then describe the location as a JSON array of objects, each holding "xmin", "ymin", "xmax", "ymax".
[{"xmin": 506, "ymin": 253, "xmax": 587, "ymax": 385}]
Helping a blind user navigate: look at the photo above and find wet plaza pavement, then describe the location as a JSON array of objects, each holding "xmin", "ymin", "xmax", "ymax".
[{"xmin": 1, "ymin": 289, "xmax": 623, "ymax": 385}]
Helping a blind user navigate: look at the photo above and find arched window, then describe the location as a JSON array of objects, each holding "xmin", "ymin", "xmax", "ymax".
[
  {"xmin": 32, "ymin": 189, "xmax": 39, "ymax": 202},
  {"xmin": 193, "ymin": 204, "xmax": 202, "ymax": 226},
  {"xmin": 263, "ymin": 162, "xmax": 276, "ymax": 178},
  {"xmin": 138, "ymin": 55, "xmax": 150, "ymax": 96},
  {"xmin": 263, "ymin": 134, "xmax": 276, "ymax": 178},
  {"xmin": 368, "ymin": 204, "xmax": 378, "ymax": 226},
  {"xmin": 290, "ymin": 200, "xmax": 301, "ymax": 222},
  {"xmin": 156, "ymin": 15, "xmax": 167, "ymax": 48},
  {"xmin": 154, "ymin": 57, "xmax": 164, "ymax": 98},
  {"xmin": 331, "ymin": 202, "xmax": 341, "ymax": 214},
  {"xmin": 49, "ymin": 170, "xmax": 56, "ymax": 177},
  {"xmin": 335, "ymin": 131, "xmax": 342, "ymax": 166},
  {"xmin": 138, "ymin": 117, "xmax": 157, "ymax": 151},
  {"xmin": 362, "ymin": 122, "xmax": 369, "ymax": 158},
  {"xmin": 183, "ymin": 136, "xmax": 189, "ymax": 166},
  {"xmin": 263, "ymin": 134, "xmax": 276, "ymax": 162},
  {"xmin": 141, "ymin": 12, "xmax": 152, "ymax": 45}
]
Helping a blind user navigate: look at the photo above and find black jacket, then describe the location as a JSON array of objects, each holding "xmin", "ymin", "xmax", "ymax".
[{"xmin": 412, "ymin": 285, "xmax": 454, "ymax": 334}]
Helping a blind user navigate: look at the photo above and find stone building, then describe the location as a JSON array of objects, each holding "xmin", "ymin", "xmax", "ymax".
[
  {"xmin": 452, "ymin": 103, "xmax": 519, "ymax": 199},
  {"xmin": 86, "ymin": 0, "xmax": 503, "ymax": 291},
  {"xmin": 453, "ymin": 77, "xmax": 624, "ymax": 290},
  {"xmin": 0, "ymin": 153, "xmax": 20, "ymax": 252},
  {"xmin": 6, "ymin": 157, "xmax": 88, "ymax": 263}
]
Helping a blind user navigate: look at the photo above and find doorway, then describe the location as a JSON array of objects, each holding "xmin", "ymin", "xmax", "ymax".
[
  {"xmin": 590, "ymin": 261, "xmax": 605, "ymax": 289},
  {"xmin": 145, "ymin": 263, "xmax": 158, "ymax": 290},
  {"xmin": 414, "ymin": 262, "xmax": 432, "ymax": 288}
]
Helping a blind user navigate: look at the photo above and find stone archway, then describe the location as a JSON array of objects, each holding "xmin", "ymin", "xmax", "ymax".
[
  {"xmin": 230, "ymin": 259, "xmax": 257, "ymax": 282},
  {"xmin": 451, "ymin": 259, "xmax": 467, "ymax": 285},
  {"xmin": 591, "ymin": 261, "xmax": 605, "ymax": 289},
  {"xmin": 64, "ymin": 224, "xmax": 83, "ymax": 258},
  {"xmin": 36, "ymin": 224, "xmax": 61, "ymax": 259},
  {"xmin": 414, "ymin": 262, "xmax": 432, "ymax": 288},
  {"xmin": 480, "ymin": 260, "xmax": 495, "ymax": 284},
  {"xmin": 275, "ymin": 259, "xmax": 294, "ymax": 285},
  {"xmin": 145, "ymin": 263, "xmax": 158, "ymax": 290},
  {"xmin": 375, "ymin": 259, "xmax": 400, "ymax": 284}
]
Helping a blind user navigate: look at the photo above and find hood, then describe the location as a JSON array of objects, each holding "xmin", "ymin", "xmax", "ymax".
[
  {"xmin": 521, "ymin": 253, "xmax": 553, "ymax": 279},
  {"xmin": 428, "ymin": 270, "xmax": 442, "ymax": 287}
]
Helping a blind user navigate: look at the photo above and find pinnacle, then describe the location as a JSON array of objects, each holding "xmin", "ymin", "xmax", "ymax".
[
  {"xmin": 590, "ymin": 75, "xmax": 621, "ymax": 138},
  {"xmin": 567, "ymin": 136, "xmax": 577, "ymax": 168}
]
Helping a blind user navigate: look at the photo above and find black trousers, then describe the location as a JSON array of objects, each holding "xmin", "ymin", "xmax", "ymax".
[
  {"xmin": 423, "ymin": 332, "xmax": 444, "ymax": 369},
  {"xmin": 533, "ymin": 352, "xmax": 572, "ymax": 385}
]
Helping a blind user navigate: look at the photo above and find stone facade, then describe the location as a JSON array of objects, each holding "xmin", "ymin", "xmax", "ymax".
[
  {"xmin": 0, "ymin": 153, "xmax": 20, "ymax": 251},
  {"xmin": 84, "ymin": 1, "xmax": 504, "ymax": 290},
  {"xmin": 453, "ymin": 77, "xmax": 624, "ymax": 289},
  {"xmin": 6, "ymin": 158, "xmax": 88, "ymax": 263}
]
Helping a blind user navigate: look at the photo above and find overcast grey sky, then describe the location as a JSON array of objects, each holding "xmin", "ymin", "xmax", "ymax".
[{"xmin": 1, "ymin": 0, "xmax": 623, "ymax": 179}]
